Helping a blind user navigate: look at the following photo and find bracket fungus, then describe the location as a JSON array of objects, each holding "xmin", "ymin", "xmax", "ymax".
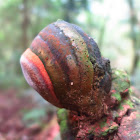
[
  {"xmin": 20, "ymin": 20, "xmax": 139, "ymax": 140},
  {"xmin": 20, "ymin": 20, "xmax": 112, "ymax": 119}
]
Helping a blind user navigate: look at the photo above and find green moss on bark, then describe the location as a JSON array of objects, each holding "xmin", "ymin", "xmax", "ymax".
[{"xmin": 57, "ymin": 109, "xmax": 68, "ymax": 135}]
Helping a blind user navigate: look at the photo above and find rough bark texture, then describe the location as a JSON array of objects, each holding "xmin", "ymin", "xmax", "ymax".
[{"xmin": 57, "ymin": 69, "xmax": 140, "ymax": 140}]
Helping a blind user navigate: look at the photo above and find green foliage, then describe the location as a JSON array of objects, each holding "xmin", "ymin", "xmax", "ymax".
[{"xmin": 22, "ymin": 108, "xmax": 46, "ymax": 126}]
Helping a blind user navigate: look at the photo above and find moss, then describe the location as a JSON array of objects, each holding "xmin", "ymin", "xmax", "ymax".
[
  {"xmin": 112, "ymin": 69, "xmax": 130, "ymax": 94},
  {"xmin": 91, "ymin": 117, "xmax": 119, "ymax": 137},
  {"xmin": 113, "ymin": 69, "xmax": 127, "ymax": 78},
  {"xmin": 116, "ymin": 99, "xmax": 133, "ymax": 113},
  {"xmin": 57, "ymin": 109, "xmax": 69, "ymax": 135},
  {"xmin": 100, "ymin": 125, "xmax": 118, "ymax": 136},
  {"xmin": 115, "ymin": 69, "xmax": 128, "ymax": 77},
  {"xmin": 113, "ymin": 77, "xmax": 130, "ymax": 92},
  {"xmin": 109, "ymin": 125, "xmax": 118, "ymax": 133},
  {"xmin": 60, "ymin": 120, "xmax": 68, "ymax": 133},
  {"xmin": 57, "ymin": 108, "xmax": 67, "ymax": 121},
  {"xmin": 111, "ymin": 92, "xmax": 121, "ymax": 102},
  {"xmin": 124, "ymin": 99, "xmax": 134, "ymax": 108},
  {"xmin": 120, "ymin": 82, "xmax": 130, "ymax": 91},
  {"xmin": 101, "ymin": 131, "xmax": 108, "ymax": 136},
  {"xmin": 99, "ymin": 118, "xmax": 107, "ymax": 128}
]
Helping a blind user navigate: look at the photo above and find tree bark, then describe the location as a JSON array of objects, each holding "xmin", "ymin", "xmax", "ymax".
[
  {"xmin": 127, "ymin": 0, "xmax": 139, "ymax": 74},
  {"xmin": 57, "ymin": 69, "xmax": 140, "ymax": 140},
  {"xmin": 21, "ymin": 0, "xmax": 30, "ymax": 50}
]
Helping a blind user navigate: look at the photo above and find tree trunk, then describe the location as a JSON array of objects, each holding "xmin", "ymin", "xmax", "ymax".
[
  {"xmin": 63, "ymin": 0, "xmax": 75, "ymax": 22},
  {"xmin": 21, "ymin": 0, "xmax": 30, "ymax": 50},
  {"xmin": 98, "ymin": 22, "xmax": 106, "ymax": 48},
  {"xmin": 127, "ymin": 0, "xmax": 139, "ymax": 74}
]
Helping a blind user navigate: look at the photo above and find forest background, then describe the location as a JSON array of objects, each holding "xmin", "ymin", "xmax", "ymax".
[{"xmin": 0, "ymin": 0, "xmax": 140, "ymax": 139}]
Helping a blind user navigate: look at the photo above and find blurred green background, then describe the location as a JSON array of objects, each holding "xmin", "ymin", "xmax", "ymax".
[
  {"xmin": 0, "ymin": 0, "xmax": 140, "ymax": 90},
  {"xmin": 0, "ymin": 0, "xmax": 140, "ymax": 139}
]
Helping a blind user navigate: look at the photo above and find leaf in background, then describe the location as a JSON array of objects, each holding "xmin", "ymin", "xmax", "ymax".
[{"xmin": 22, "ymin": 108, "xmax": 46, "ymax": 126}]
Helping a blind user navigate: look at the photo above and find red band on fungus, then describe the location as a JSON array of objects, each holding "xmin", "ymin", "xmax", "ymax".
[{"xmin": 20, "ymin": 48, "xmax": 61, "ymax": 107}]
